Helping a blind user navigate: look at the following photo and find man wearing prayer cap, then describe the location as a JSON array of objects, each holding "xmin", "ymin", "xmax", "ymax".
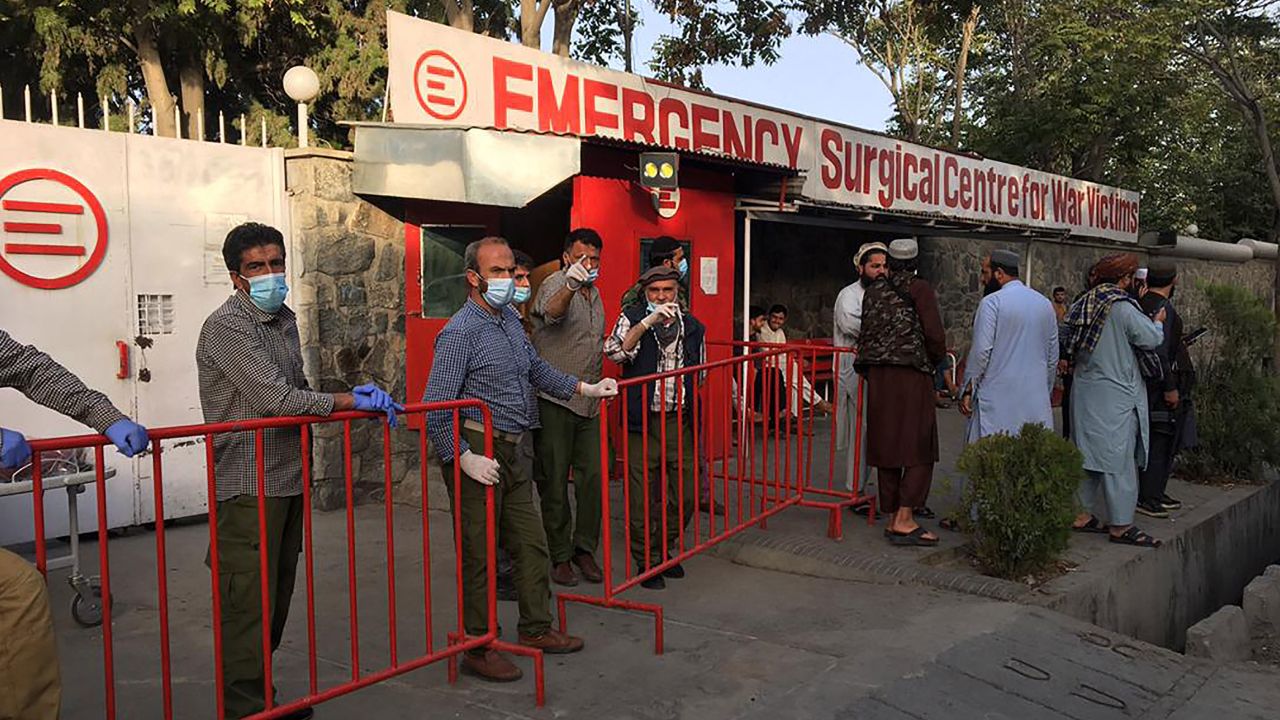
[
  {"xmin": 604, "ymin": 264, "xmax": 706, "ymax": 589},
  {"xmin": 959, "ymin": 248, "xmax": 1059, "ymax": 444},
  {"xmin": 857, "ymin": 237, "xmax": 947, "ymax": 546},
  {"xmin": 1135, "ymin": 257, "xmax": 1193, "ymax": 519},
  {"xmin": 1064, "ymin": 252, "xmax": 1166, "ymax": 548},
  {"xmin": 833, "ymin": 242, "xmax": 889, "ymax": 501}
]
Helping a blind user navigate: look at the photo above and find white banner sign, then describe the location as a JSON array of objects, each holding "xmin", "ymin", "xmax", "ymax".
[{"xmin": 387, "ymin": 11, "xmax": 1141, "ymax": 242}]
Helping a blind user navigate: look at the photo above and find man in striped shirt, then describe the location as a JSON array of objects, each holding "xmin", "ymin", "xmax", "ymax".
[
  {"xmin": 1, "ymin": 328, "xmax": 149, "ymax": 720},
  {"xmin": 197, "ymin": 222, "xmax": 399, "ymax": 719},
  {"xmin": 424, "ymin": 236, "xmax": 617, "ymax": 683}
]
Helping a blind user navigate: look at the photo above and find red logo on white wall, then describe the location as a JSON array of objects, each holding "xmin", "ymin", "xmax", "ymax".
[
  {"xmin": 414, "ymin": 50, "xmax": 468, "ymax": 120},
  {"xmin": 652, "ymin": 188, "xmax": 680, "ymax": 219},
  {"xmin": 0, "ymin": 168, "xmax": 109, "ymax": 290}
]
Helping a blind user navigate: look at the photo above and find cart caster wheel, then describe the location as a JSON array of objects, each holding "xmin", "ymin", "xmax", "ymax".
[{"xmin": 71, "ymin": 585, "xmax": 108, "ymax": 628}]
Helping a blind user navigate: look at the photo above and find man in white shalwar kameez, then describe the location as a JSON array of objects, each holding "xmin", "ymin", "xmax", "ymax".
[
  {"xmin": 833, "ymin": 243, "xmax": 888, "ymax": 494},
  {"xmin": 959, "ymin": 249, "xmax": 1058, "ymax": 442}
]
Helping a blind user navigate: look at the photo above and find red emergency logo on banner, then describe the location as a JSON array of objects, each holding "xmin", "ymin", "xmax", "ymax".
[
  {"xmin": 414, "ymin": 50, "xmax": 468, "ymax": 120},
  {"xmin": 0, "ymin": 168, "xmax": 109, "ymax": 290}
]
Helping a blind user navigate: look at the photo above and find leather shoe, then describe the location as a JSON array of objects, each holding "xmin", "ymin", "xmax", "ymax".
[
  {"xmin": 662, "ymin": 563, "xmax": 685, "ymax": 579},
  {"xmin": 461, "ymin": 649, "xmax": 523, "ymax": 682},
  {"xmin": 518, "ymin": 629, "xmax": 584, "ymax": 654},
  {"xmin": 550, "ymin": 561, "xmax": 579, "ymax": 586},
  {"xmin": 640, "ymin": 574, "xmax": 666, "ymax": 590},
  {"xmin": 572, "ymin": 552, "xmax": 604, "ymax": 583}
]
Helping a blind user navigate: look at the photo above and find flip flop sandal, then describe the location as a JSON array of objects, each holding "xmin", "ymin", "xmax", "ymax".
[
  {"xmin": 913, "ymin": 506, "xmax": 937, "ymax": 519},
  {"xmin": 887, "ymin": 527, "xmax": 939, "ymax": 546},
  {"xmin": 851, "ymin": 502, "xmax": 873, "ymax": 516},
  {"xmin": 1110, "ymin": 526, "xmax": 1162, "ymax": 548},
  {"xmin": 939, "ymin": 518, "xmax": 960, "ymax": 532},
  {"xmin": 1072, "ymin": 515, "xmax": 1109, "ymax": 534}
]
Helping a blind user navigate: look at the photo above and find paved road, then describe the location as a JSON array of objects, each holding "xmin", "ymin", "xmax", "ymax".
[{"xmin": 42, "ymin": 503, "xmax": 1278, "ymax": 719}]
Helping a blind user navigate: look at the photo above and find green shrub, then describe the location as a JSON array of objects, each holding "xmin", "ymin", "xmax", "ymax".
[
  {"xmin": 956, "ymin": 423, "xmax": 1083, "ymax": 580},
  {"xmin": 1180, "ymin": 284, "xmax": 1280, "ymax": 482}
]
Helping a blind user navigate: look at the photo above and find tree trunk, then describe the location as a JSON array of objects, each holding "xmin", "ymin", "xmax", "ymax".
[
  {"xmin": 951, "ymin": 4, "xmax": 981, "ymax": 148},
  {"xmin": 521, "ymin": 0, "xmax": 551, "ymax": 49},
  {"xmin": 551, "ymin": 0, "xmax": 579, "ymax": 57},
  {"xmin": 179, "ymin": 55, "xmax": 205, "ymax": 141},
  {"xmin": 444, "ymin": 0, "xmax": 475, "ymax": 31},
  {"xmin": 134, "ymin": 21, "xmax": 176, "ymax": 137}
]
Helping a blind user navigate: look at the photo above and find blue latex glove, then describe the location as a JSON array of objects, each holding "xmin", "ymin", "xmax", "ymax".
[
  {"xmin": 104, "ymin": 419, "xmax": 150, "ymax": 458},
  {"xmin": 0, "ymin": 428, "xmax": 32, "ymax": 469},
  {"xmin": 352, "ymin": 383, "xmax": 404, "ymax": 428}
]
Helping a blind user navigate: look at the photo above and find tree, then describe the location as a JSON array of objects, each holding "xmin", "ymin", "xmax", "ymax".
[
  {"xmin": 1178, "ymin": 0, "xmax": 1280, "ymax": 363},
  {"xmin": 647, "ymin": 1, "xmax": 793, "ymax": 90}
]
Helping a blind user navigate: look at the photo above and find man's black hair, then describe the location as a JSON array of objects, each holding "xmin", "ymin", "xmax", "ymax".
[
  {"xmin": 222, "ymin": 222, "xmax": 285, "ymax": 273},
  {"xmin": 564, "ymin": 228, "xmax": 603, "ymax": 252},
  {"xmin": 749, "ymin": 305, "xmax": 766, "ymax": 319},
  {"xmin": 650, "ymin": 236, "xmax": 681, "ymax": 264},
  {"xmin": 1053, "ymin": 286, "xmax": 1066, "ymax": 294},
  {"xmin": 768, "ymin": 304, "xmax": 788, "ymax": 316},
  {"xmin": 888, "ymin": 256, "xmax": 918, "ymax": 273},
  {"xmin": 991, "ymin": 258, "xmax": 1020, "ymax": 277},
  {"xmin": 513, "ymin": 249, "xmax": 534, "ymax": 270}
]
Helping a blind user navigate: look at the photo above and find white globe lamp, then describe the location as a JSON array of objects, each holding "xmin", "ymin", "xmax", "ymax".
[{"xmin": 283, "ymin": 66, "xmax": 320, "ymax": 147}]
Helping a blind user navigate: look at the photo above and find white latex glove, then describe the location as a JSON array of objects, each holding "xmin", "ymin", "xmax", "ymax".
[
  {"xmin": 565, "ymin": 261, "xmax": 591, "ymax": 291},
  {"xmin": 458, "ymin": 450, "xmax": 501, "ymax": 486},
  {"xmin": 640, "ymin": 303, "xmax": 680, "ymax": 329},
  {"xmin": 579, "ymin": 378, "xmax": 619, "ymax": 398}
]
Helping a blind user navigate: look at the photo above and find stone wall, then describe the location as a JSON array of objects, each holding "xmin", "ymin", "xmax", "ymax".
[
  {"xmin": 920, "ymin": 236, "xmax": 1276, "ymax": 354},
  {"xmin": 286, "ymin": 150, "xmax": 418, "ymax": 510}
]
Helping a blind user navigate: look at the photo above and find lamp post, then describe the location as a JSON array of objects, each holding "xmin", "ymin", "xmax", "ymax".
[{"xmin": 283, "ymin": 66, "xmax": 320, "ymax": 149}]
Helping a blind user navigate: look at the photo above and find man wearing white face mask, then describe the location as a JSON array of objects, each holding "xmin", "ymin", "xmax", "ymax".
[
  {"xmin": 196, "ymin": 222, "xmax": 401, "ymax": 719},
  {"xmin": 424, "ymin": 236, "xmax": 617, "ymax": 683},
  {"xmin": 530, "ymin": 229, "xmax": 607, "ymax": 587}
]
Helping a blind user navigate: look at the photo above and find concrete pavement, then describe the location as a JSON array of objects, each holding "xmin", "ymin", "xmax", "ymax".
[{"xmin": 38, "ymin": 500, "xmax": 1280, "ymax": 720}]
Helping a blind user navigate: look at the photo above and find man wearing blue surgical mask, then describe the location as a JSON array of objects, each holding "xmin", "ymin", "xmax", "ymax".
[
  {"xmin": 196, "ymin": 222, "xmax": 401, "ymax": 719},
  {"xmin": 530, "ymin": 228, "xmax": 606, "ymax": 587},
  {"xmin": 424, "ymin": 236, "xmax": 617, "ymax": 683}
]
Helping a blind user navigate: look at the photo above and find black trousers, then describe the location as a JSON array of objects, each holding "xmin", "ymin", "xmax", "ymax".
[{"xmin": 1139, "ymin": 419, "xmax": 1178, "ymax": 504}]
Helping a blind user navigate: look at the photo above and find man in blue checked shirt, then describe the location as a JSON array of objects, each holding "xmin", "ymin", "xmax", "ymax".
[{"xmin": 424, "ymin": 236, "xmax": 617, "ymax": 683}]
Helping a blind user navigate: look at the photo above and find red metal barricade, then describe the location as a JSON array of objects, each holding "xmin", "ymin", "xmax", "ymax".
[
  {"xmin": 24, "ymin": 400, "xmax": 543, "ymax": 719},
  {"xmin": 558, "ymin": 344, "xmax": 869, "ymax": 654}
]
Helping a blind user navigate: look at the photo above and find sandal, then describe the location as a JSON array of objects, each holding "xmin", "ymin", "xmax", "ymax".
[
  {"xmin": 939, "ymin": 517, "xmax": 960, "ymax": 532},
  {"xmin": 913, "ymin": 506, "xmax": 937, "ymax": 520},
  {"xmin": 1072, "ymin": 515, "xmax": 1108, "ymax": 534},
  {"xmin": 1110, "ymin": 526, "xmax": 1161, "ymax": 548},
  {"xmin": 887, "ymin": 526, "xmax": 939, "ymax": 547},
  {"xmin": 850, "ymin": 501, "xmax": 873, "ymax": 516}
]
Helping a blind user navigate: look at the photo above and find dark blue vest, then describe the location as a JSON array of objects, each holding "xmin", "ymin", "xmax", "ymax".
[{"xmin": 620, "ymin": 304, "xmax": 705, "ymax": 432}]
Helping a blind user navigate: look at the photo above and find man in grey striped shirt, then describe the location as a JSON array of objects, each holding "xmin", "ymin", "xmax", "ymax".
[
  {"xmin": 197, "ymin": 222, "xmax": 399, "ymax": 719},
  {"xmin": 1, "ymin": 327, "xmax": 149, "ymax": 720}
]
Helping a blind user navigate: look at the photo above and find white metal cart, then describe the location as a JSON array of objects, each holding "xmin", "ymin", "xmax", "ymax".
[{"xmin": 1, "ymin": 452, "xmax": 116, "ymax": 627}]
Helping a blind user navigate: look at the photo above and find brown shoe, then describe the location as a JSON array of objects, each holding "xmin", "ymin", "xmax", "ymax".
[
  {"xmin": 572, "ymin": 552, "xmax": 603, "ymax": 583},
  {"xmin": 550, "ymin": 561, "xmax": 579, "ymax": 586},
  {"xmin": 519, "ymin": 629, "xmax": 585, "ymax": 654},
  {"xmin": 461, "ymin": 649, "xmax": 523, "ymax": 682}
]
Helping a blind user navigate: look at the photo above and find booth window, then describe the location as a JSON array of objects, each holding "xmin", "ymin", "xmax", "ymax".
[
  {"xmin": 639, "ymin": 236, "xmax": 691, "ymax": 296},
  {"xmin": 137, "ymin": 294, "xmax": 176, "ymax": 335},
  {"xmin": 420, "ymin": 225, "xmax": 488, "ymax": 318}
]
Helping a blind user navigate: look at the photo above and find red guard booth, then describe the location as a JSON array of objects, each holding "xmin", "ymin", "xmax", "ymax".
[{"xmin": 351, "ymin": 124, "xmax": 796, "ymax": 461}]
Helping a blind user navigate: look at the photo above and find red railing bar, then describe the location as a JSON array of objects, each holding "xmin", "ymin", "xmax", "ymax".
[
  {"xmin": 343, "ymin": 421, "xmax": 360, "ymax": 681},
  {"xmin": 94, "ymin": 445, "xmax": 117, "ymax": 719},
  {"xmin": 300, "ymin": 424, "xmax": 319, "ymax": 695},
  {"xmin": 382, "ymin": 419, "xmax": 399, "ymax": 667},
  {"xmin": 206, "ymin": 435, "xmax": 226, "ymax": 719},
  {"xmin": 255, "ymin": 429, "xmax": 274, "ymax": 711},
  {"xmin": 418, "ymin": 424, "xmax": 434, "ymax": 655},
  {"xmin": 152, "ymin": 445, "xmax": 174, "ymax": 718}
]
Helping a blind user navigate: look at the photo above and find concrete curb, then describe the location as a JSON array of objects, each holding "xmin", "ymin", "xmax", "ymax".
[
  {"xmin": 1185, "ymin": 605, "xmax": 1251, "ymax": 661},
  {"xmin": 1242, "ymin": 570, "xmax": 1280, "ymax": 637},
  {"xmin": 706, "ymin": 530, "xmax": 1031, "ymax": 603}
]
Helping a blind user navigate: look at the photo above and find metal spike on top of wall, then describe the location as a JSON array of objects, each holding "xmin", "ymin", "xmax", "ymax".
[{"xmin": 23, "ymin": 85, "xmax": 31, "ymax": 122}]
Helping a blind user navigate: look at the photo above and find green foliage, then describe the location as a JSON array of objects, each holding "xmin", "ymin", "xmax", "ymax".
[
  {"xmin": 956, "ymin": 423, "xmax": 1083, "ymax": 580},
  {"xmin": 1180, "ymin": 283, "xmax": 1280, "ymax": 483}
]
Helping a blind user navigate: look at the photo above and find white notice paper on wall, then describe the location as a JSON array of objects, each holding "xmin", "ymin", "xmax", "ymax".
[
  {"xmin": 204, "ymin": 213, "xmax": 249, "ymax": 285},
  {"xmin": 700, "ymin": 257, "xmax": 718, "ymax": 296}
]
